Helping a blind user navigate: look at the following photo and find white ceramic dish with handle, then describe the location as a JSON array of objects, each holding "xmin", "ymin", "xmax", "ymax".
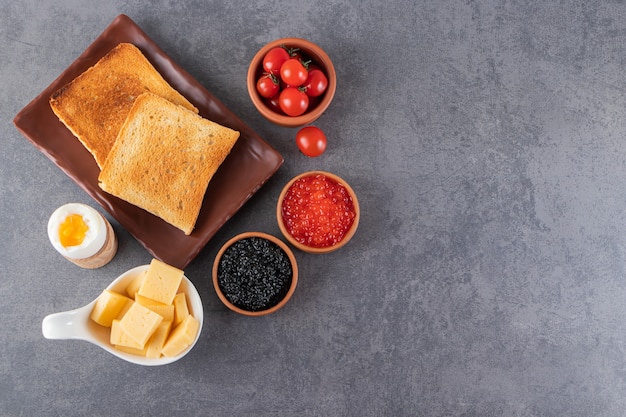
[{"xmin": 41, "ymin": 265, "xmax": 203, "ymax": 366}]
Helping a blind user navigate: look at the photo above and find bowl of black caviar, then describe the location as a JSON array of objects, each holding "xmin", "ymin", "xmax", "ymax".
[{"xmin": 212, "ymin": 232, "xmax": 298, "ymax": 316}]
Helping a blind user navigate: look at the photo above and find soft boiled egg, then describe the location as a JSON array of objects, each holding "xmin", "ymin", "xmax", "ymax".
[{"xmin": 48, "ymin": 203, "xmax": 107, "ymax": 260}]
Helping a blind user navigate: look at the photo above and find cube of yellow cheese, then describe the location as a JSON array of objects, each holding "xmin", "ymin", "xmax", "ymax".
[
  {"xmin": 145, "ymin": 321, "xmax": 173, "ymax": 359},
  {"xmin": 173, "ymin": 292, "xmax": 190, "ymax": 326},
  {"xmin": 90, "ymin": 290, "xmax": 133, "ymax": 327},
  {"xmin": 116, "ymin": 298, "xmax": 134, "ymax": 319},
  {"xmin": 161, "ymin": 315, "xmax": 200, "ymax": 357},
  {"xmin": 135, "ymin": 294, "xmax": 175, "ymax": 322},
  {"xmin": 114, "ymin": 344, "xmax": 148, "ymax": 357},
  {"xmin": 137, "ymin": 259, "xmax": 183, "ymax": 305},
  {"xmin": 125, "ymin": 271, "xmax": 146, "ymax": 298},
  {"xmin": 110, "ymin": 319, "xmax": 144, "ymax": 349},
  {"xmin": 118, "ymin": 301, "xmax": 163, "ymax": 347}
]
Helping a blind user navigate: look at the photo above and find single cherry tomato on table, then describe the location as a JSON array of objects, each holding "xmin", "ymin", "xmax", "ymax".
[
  {"xmin": 278, "ymin": 87, "xmax": 309, "ymax": 116},
  {"xmin": 280, "ymin": 58, "xmax": 309, "ymax": 87},
  {"xmin": 256, "ymin": 73, "xmax": 280, "ymax": 98},
  {"xmin": 263, "ymin": 46, "xmax": 290, "ymax": 75},
  {"xmin": 303, "ymin": 68, "xmax": 328, "ymax": 97},
  {"xmin": 295, "ymin": 126, "xmax": 327, "ymax": 157}
]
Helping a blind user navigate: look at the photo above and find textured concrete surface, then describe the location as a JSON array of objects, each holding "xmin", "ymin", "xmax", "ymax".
[{"xmin": 3, "ymin": 1, "xmax": 626, "ymax": 416}]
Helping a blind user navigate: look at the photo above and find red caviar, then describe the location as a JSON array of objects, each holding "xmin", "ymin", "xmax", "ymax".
[{"xmin": 281, "ymin": 173, "xmax": 356, "ymax": 248}]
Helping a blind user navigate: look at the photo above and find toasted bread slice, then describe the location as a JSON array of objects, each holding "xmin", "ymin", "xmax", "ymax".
[
  {"xmin": 50, "ymin": 43, "xmax": 198, "ymax": 168},
  {"xmin": 98, "ymin": 92, "xmax": 240, "ymax": 235}
]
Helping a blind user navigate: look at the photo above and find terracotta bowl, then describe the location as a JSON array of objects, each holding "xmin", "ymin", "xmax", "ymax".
[
  {"xmin": 212, "ymin": 232, "xmax": 298, "ymax": 316},
  {"xmin": 277, "ymin": 171, "xmax": 360, "ymax": 254},
  {"xmin": 247, "ymin": 37, "xmax": 337, "ymax": 127}
]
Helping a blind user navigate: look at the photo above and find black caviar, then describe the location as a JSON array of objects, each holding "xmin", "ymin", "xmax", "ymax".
[{"xmin": 217, "ymin": 237, "xmax": 293, "ymax": 312}]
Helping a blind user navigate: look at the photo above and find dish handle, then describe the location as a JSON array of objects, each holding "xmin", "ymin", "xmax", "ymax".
[{"xmin": 42, "ymin": 304, "xmax": 93, "ymax": 341}]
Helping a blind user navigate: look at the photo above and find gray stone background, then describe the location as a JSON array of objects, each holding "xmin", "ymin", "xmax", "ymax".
[{"xmin": 2, "ymin": 1, "xmax": 626, "ymax": 416}]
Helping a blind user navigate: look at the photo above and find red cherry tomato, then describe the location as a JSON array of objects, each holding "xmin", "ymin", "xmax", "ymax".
[
  {"xmin": 264, "ymin": 95, "xmax": 284, "ymax": 114},
  {"xmin": 263, "ymin": 47, "xmax": 290, "ymax": 74},
  {"xmin": 304, "ymin": 69, "xmax": 328, "ymax": 97},
  {"xmin": 256, "ymin": 73, "xmax": 280, "ymax": 98},
  {"xmin": 307, "ymin": 95, "xmax": 321, "ymax": 110},
  {"xmin": 278, "ymin": 87, "xmax": 309, "ymax": 116},
  {"xmin": 280, "ymin": 58, "xmax": 309, "ymax": 87},
  {"xmin": 287, "ymin": 47, "xmax": 302, "ymax": 60},
  {"xmin": 295, "ymin": 126, "xmax": 327, "ymax": 157}
]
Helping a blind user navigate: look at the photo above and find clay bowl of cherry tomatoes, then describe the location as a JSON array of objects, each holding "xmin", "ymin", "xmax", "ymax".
[
  {"xmin": 276, "ymin": 171, "xmax": 360, "ymax": 254},
  {"xmin": 247, "ymin": 38, "xmax": 336, "ymax": 127}
]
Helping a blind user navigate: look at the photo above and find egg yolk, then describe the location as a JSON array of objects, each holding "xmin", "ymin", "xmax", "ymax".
[{"xmin": 58, "ymin": 214, "xmax": 89, "ymax": 247}]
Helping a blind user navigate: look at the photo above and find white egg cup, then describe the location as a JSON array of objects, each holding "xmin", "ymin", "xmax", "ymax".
[{"xmin": 47, "ymin": 203, "xmax": 117, "ymax": 268}]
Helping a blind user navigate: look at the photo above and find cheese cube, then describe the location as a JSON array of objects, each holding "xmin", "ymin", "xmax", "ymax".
[
  {"xmin": 90, "ymin": 290, "xmax": 133, "ymax": 327},
  {"xmin": 161, "ymin": 315, "xmax": 200, "ymax": 357},
  {"xmin": 145, "ymin": 321, "xmax": 173, "ymax": 359},
  {"xmin": 172, "ymin": 292, "xmax": 190, "ymax": 326},
  {"xmin": 137, "ymin": 259, "xmax": 183, "ymax": 305},
  {"xmin": 114, "ymin": 344, "xmax": 148, "ymax": 357},
  {"xmin": 116, "ymin": 298, "xmax": 134, "ymax": 320},
  {"xmin": 110, "ymin": 320, "xmax": 144, "ymax": 349},
  {"xmin": 135, "ymin": 293, "xmax": 175, "ymax": 322},
  {"xmin": 118, "ymin": 301, "xmax": 163, "ymax": 347},
  {"xmin": 125, "ymin": 271, "xmax": 146, "ymax": 298}
]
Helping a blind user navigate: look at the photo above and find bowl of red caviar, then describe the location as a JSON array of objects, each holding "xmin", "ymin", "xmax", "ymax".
[
  {"xmin": 277, "ymin": 171, "xmax": 360, "ymax": 254},
  {"xmin": 212, "ymin": 232, "xmax": 298, "ymax": 316}
]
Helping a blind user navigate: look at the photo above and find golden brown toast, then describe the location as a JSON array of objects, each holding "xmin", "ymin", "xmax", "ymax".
[
  {"xmin": 98, "ymin": 92, "xmax": 240, "ymax": 235},
  {"xmin": 49, "ymin": 43, "xmax": 198, "ymax": 168}
]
